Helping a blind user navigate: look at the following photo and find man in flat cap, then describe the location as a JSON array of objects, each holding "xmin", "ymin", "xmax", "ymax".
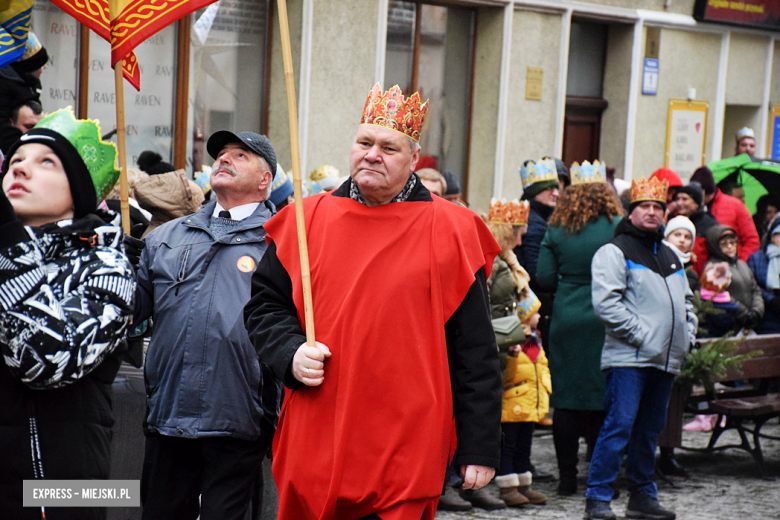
[
  {"xmin": 245, "ymin": 84, "xmax": 503, "ymax": 519},
  {"xmin": 133, "ymin": 131, "xmax": 282, "ymax": 520}
]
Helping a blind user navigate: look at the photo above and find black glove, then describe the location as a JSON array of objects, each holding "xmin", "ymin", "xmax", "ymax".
[
  {"xmin": 0, "ymin": 184, "xmax": 18, "ymax": 225},
  {"xmin": 768, "ymin": 297, "xmax": 780, "ymax": 316},
  {"xmin": 123, "ymin": 223, "xmax": 145, "ymax": 271}
]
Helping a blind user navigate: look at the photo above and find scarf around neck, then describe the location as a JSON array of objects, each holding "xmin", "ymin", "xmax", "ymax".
[{"xmin": 766, "ymin": 243, "xmax": 780, "ymax": 289}]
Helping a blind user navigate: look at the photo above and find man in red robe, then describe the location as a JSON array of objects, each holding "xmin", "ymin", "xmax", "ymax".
[{"xmin": 244, "ymin": 84, "xmax": 503, "ymax": 520}]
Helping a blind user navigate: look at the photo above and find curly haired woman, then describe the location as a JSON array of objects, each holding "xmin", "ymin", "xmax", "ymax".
[{"xmin": 536, "ymin": 173, "xmax": 624, "ymax": 496}]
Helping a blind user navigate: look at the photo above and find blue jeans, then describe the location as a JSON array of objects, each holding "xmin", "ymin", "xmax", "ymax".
[{"xmin": 586, "ymin": 367, "xmax": 675, "ymax": 501}]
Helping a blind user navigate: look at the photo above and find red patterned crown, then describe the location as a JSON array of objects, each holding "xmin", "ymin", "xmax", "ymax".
[
  {"xmin": 630, "ymin": 177, "xmax": 668, "ymax": 204},
  {"xmin": 489, "ymin": 198, "xmax": 530, "ymax": 226},
  {"xmin": 360, "ymin": 83, "xmax": 429, "ymax": 142}
]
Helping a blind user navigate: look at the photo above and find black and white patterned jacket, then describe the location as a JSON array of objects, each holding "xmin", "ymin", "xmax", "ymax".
[{"xmin": 0, "ymin": 210, "xmax": 135, "ymax": 389}]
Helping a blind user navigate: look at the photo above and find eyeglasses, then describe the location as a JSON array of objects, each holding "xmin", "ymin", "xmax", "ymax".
[{"xmin": 719, "ymin": 238, "xmax": 738, "ymax": 247}]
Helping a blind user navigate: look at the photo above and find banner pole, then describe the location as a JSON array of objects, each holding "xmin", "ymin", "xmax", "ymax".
[
  {"xmin": 277, "ymin": 0, "xmax": 315, "ymax": 346},
  {"xmin": 109, "ymin": 1, "xmax": 130, "ymax": 234}
]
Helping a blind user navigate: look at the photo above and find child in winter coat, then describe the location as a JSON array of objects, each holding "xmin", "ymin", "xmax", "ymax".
[
  {"xmin": 0, "ymin": 108, "xmax": 134, "ymax": 519},
  {"xmin": 663, "ymin": 216, "xmax": 699, "ymax": 291},
  {"xmin": 494, "ymin": 288, "xmax": 553, "ymax": 507}
]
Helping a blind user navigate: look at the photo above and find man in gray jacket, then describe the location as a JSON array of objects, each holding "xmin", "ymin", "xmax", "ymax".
[
  {"xmin": 133, "ymin": 131, "xmax": 281, "ymax": 520},
  {"xmin": 584, "ymin": 177, "xmax": 697, "ymax": 520}
]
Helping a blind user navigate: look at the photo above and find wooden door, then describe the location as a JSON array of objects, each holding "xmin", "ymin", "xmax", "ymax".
[{"xmin": 563, "ymin": 96, "xmax": 608, "ymax": 166}]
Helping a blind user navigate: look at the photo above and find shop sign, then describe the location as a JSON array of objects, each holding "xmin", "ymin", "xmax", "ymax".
[
  {"xmin": 693, "ymin": 0, "xmax": 780, "ymax": 31},
  {"xmin": 665, "ymin": 100, "xmax": 709, "ymax": 179}
]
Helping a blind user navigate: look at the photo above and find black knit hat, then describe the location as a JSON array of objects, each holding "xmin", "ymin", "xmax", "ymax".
[
  {"xmin": 628, "ymin": 199, "xmax": 666, "ymax": 215},
  {"xmin": 676, "ymin": 183, "xmax": 704, "ymax": 208},
  {"xmin": 442, "ymin": 171, "xmax": 460, "ymax": 195},
  {"xmin": 690, "ymin": 166, "xmax": 716, "ymax": 195},
  {"xmin": 207, "ymin": 131, "xmax": 276, "ymax": 176},
  {"xmin": 13, "ymin": 46, "xmax": 48, "ymax": 73},
  {"xmin": 137, "ymin": 150, "xmax": 175, "ymax": 175},
  {"xmin": 2, "ymin": 129, "xmax": 96, "ymax": 218}
]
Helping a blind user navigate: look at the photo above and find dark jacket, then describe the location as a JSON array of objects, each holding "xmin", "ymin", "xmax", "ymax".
[
  {"xmin": 689, "ymin": 207, "xmax": 720, "ymax": 275},
  {"xmin": 537, "ymin": 215, "xmax": 620, "ymax": 410},
  {"xmin": 591, "ymin": 219, "xmax": 697, "ymax": 375},
  {"xmin": 747, "ymin": 217, "xmax": 780, "ymax": 333},
  {"xmin": 134, "ymin": 200, "xmax": 281, "ymax": 441},
  {"xmin": 0, "ymin": 65, "xmax": 40, "ymax": 121},
  {"xmin": 704, "ymin": 225, "xmax": 764, "ymax": 330},
  {"xmin": 515, "ymin": 199, "xmax": 553, "ymax": 285},
  {"xmin": 244, "ymin": 179, "xmax": 502, "ymax": 469},
  {"xmin": 0, "ymin": 211, "xmax": 135, "ymax": 519}
]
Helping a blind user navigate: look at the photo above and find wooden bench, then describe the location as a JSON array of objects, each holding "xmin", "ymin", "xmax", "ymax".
[{"xmin": 684, "ymin": 334, "xmax": 780, "ymax": 477}]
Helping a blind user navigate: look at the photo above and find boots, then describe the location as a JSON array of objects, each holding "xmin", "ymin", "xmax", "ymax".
[
  {"xmin": 494, "ymin": 473, "xmax": 529, "ymax": 507},
  {"xmin": 459, "ymin": 486, "xmax": 507, "ymax": 511},
  {"xmin": 517, "ymin": 470, "xmax": 547, "ymax": 504},
  {"xmin": 436, "ymin": 484, "xmax": 472, "ymax": 511}
]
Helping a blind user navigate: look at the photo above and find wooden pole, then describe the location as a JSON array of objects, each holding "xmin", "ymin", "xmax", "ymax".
[
  {"xmin": 276, "ymin": 0, "xmax": 315, "ymax": 347},
  {"xmin": 108, "ymin": 1, "xmax": 130, "ymax": 234}
]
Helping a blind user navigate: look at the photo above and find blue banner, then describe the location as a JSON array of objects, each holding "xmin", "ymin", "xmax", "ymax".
[{"xmin": 0, "ymin": 1, "xmax": 32, "ymax": 69}]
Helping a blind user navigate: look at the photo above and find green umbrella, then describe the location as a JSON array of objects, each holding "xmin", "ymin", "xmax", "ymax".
[{"xmin": 709, "ymin": 154, "xmax": 780, "ymax": 215}]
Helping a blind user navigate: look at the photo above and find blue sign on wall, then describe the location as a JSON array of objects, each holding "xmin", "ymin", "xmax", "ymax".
[
  {"xmin": 642, "ymin": 58, "xmax": 659, "ymax": 96},
  {"xmin": 772, "ymin": 114, "xmax": 780, "ymax": 160}
]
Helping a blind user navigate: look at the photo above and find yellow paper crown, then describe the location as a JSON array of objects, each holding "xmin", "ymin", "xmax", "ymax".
[
  {"xmin": 570, "ymin": 160, "xmax": 606, "ymax": 186},
  {"xmin": 360, "ymin": 84, "xmax": 429, "ymax": 142},
  {"xmin": 630, "ymin": 176, "xmax": 668, "ymax": 204},
  {"xmin": 489, "ymin": 198, "xmax": 530, "ymax": 226}
]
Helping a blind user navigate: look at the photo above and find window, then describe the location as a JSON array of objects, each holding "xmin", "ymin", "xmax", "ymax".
[
  {"xmin": 385, "ymin": 1, "xmax": 475, "ymax": 197},
  {"xmin": 33, "ymin": 1, "xmax": 79, "ymax": 113},
  {"xmin": 187, "ymin": 0, "xmax": 271, "ymax": 172}
]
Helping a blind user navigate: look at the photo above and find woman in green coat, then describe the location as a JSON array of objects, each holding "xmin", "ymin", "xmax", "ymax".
[{"xmin": 536, "ymin": 175, "xmax": 623, "ymax": 496}]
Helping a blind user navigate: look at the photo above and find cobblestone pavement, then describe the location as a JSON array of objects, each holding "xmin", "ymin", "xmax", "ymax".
[{"xmin": 436, "ymin": 418, "xmax": 780, "ymax": 520}]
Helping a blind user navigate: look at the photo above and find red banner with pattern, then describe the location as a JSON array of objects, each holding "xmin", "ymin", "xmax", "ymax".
[{"xmin": 50, "ymin": 0, "xmax": 141, "ymax": 90}]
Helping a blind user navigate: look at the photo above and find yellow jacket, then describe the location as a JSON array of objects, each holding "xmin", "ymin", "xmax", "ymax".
[{"xmin": 501, "ymin": 343, "xmax": 552, "ymax": 423}]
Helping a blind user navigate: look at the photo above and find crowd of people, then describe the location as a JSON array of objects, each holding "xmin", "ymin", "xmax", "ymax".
[{"xmin": 1, "ymin": 71, "xmax": 778, "ymax": 520}]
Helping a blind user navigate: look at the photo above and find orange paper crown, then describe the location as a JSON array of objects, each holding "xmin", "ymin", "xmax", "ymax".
[
  {"xmin": 630, "ymin": 177, "xmax": 668, "ymax": 204},
  {"xmin": 360, "ymin": 83, "xmax": 429, "ymax": 142},
  {"xmin": 489, "ymin": 198, "xmax": 530, "ymax": 226}
]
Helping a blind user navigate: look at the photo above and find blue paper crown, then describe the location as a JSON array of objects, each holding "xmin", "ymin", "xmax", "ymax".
[
  {"xmin": 518, "ymin": 286, "xmax": 542, "ymax": 323},
  {"xmin": 519, "ymin": 158, "xmax": 558, "ymax": 189},
  {"xmin": 570, "ymin": 160, "xmax": 606, "ymax": 186}
]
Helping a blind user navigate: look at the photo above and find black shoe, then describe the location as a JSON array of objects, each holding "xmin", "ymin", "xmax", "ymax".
[
  {"xmin": 584, "ymin": 499, "xmax": 616, "ymax": 520},
  {"xmin": 626, "ymin": 492, "xmax": 676, "ymax": 520},
  {"xmin": 657, "ymin": 455, "xmax": 689, "ymax": 477},
  {"xmin": 557, "ymin": 476, "xmax": 577, "ymax": 496}
]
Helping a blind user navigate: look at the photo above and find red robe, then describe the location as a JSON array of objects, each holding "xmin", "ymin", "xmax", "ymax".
[{"xmin": 264, "ymin": 192, "xmax": 499, "ymax": 520}]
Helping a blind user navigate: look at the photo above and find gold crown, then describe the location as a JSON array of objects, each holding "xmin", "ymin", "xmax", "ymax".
[
  {"xmin": 570, "ymin": 160, "xmax": 606, "ymax": 186},
  {"xmin": 360, "ymin": 83, "xmax": 429, "ymax": 142},
  {"xmin": 489, "ymin": 198, "xmax": 530, "ymax": 226},
  {"xmin": 630, "ymin": 177, "xmax": 668, "ymax": 204}
]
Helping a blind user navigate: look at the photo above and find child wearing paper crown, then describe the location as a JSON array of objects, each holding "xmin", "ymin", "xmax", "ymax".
[
  {"xmin": 494, "ymin": 288, "xmax": 553, "ymax": 507},
  {"xmin": 0, "ymin": 107, "xmax": 135, "ymax": 519}
]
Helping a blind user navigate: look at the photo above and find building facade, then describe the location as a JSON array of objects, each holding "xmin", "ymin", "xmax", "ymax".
[{"xmin": 33, "ymin": 0, "xmax": 780, "ymax": 213}]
